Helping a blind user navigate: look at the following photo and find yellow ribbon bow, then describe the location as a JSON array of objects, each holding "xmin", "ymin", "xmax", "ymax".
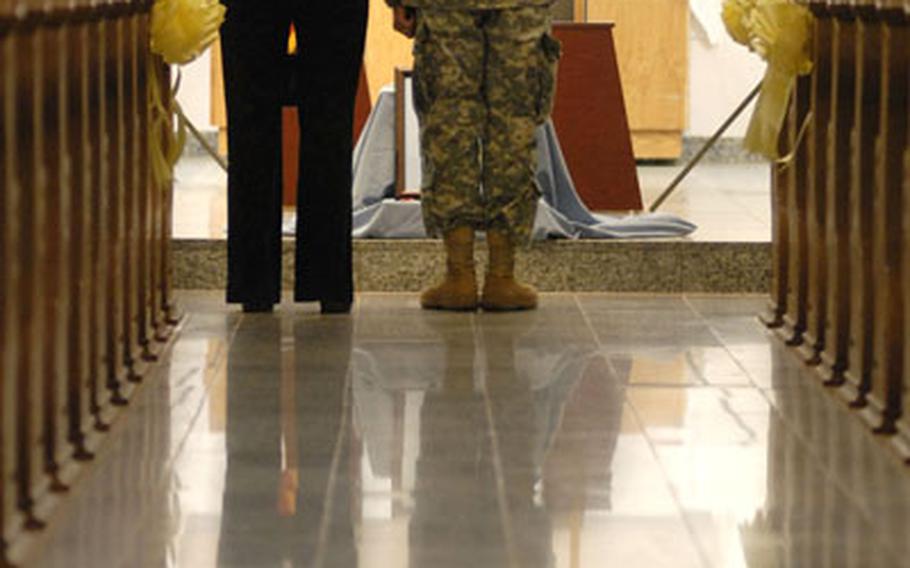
[
  {"xmin": 722, "ymin": 0, "xmax": 814, "ymax": 160},
  {"xmin": 150, "ymin": 0, "xmax": 226, "ymax": 65},
  {"xmin": 148, "ymin": 0, "xmax": 226, "ymax": 188}
]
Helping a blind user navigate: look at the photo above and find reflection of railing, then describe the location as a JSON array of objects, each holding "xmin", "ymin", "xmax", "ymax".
[
  {"xmin": 1, "ymin": 1, "xmax": 179, "ymax": 563},
  {"xmin": 763, "ymin": 1, "xmax": 909, "ymax": 463}
]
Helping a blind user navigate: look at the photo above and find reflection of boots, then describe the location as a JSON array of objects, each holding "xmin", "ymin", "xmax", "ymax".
[
  {"xmin": 481, "ymin": 230, "xmax": 537, "ymax": 311},
  {"xmin": 421, "ymin": 226, "xmax": 478, "ymax": 311}
]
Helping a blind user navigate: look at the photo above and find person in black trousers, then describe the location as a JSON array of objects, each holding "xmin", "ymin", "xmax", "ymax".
[{"xmin": 220, "ymin": 0, "xmax": 368, "ymax": 314}]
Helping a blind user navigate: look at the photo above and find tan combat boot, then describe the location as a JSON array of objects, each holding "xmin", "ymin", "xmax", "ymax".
[
  {"xmin": 420, "ymin": 226, "xmax": 478, "ymax": 311},
  {"xmin": 481, "ymin": 230, "xmax": 538, "ymax": 311}
]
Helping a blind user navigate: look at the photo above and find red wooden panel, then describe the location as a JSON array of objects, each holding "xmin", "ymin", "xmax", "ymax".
[{"xmin": 551, "ymin": 23, "xmax": 642, "ymax": 211}]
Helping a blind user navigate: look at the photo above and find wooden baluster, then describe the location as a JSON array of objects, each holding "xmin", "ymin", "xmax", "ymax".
[
  {"xmin": 144, "ymin": 6, "xmax": 164, "ymax": 347},
  {"xmin": 148, "ymin": 56, "xmax": 166, "ymax": 343},
  {"xmin": 18, "ymin": 5, "xmax": 52, "ymax": 529},
  {"xmin": 1, "ymin": 6, "xmax": 26, "ymax": 559},
  {"xmin": 134, "ymin": 7, "xmax": 158, "ymax": 362},
  {"xmin": 763, "ymin": 109, "xmax": 791, "ymax": 329},
  {"xmin": 104, "ymin": 8, "xmax": 131, "ymax": 406},
  {"xmin": 898, "ymin": 19, "xmax": 910, "ymax": 462},
  {"xmin": 120, "ymin": 4, "xmax": 144, "ymax": 384},
  {"xmin": 799, "ymin": 9, "xmax": 834, "ymax": 365},
  {"xmin": 40, "ymin": 0, "xmax": 79, "ymax": 492},
  {"xmin": 820, "ymin": 13, "xmax": 858, "ymax": 384},
  {"xmin": 66, "ymin": 3, "xmax": 98, "ymax": 459},
  {"xmin": 841, "ymin": 8, "xmax": 883, "ymax": 406},
  {"xmin": 88, "ymin": 2, "xmax": 116, "ymax": 428},
  {"xmin": 134, "ymin": 7, "xmax": 154, "ymax": 347},
  {"xmin": 864, "ymin": 14, "xmax": 907, "ymax": 433},
  {"xmin": 779, "ymin": 75, "xmax": 813, "ymax": 346},
  {"xmin": 0, "ymin": 21, "xmax": 7, "ymax": 565},
  {"xmin": 117, "ymin": 6, "xmax": 135, "ymax": 395},
  {"xmin": 156, "ymin": 60, "xmax": 180, "ymax": 333},
  {"xmin": 1, "ymin": 0, "xmax": 165, "ymax": 558},
  {"xmin": 157, "ymin": 44, "xmax": 179, "ymax": 332}
]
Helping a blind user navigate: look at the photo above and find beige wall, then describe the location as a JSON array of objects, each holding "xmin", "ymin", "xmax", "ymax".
[
  {"xmin": 584, "ymin": 0, "xmax": 764, "ymax": 139},
  {"xmin": 687, "ymin": 12, "xmax": 765, "ymax": 138},
  {"xmin": 175, "ymin": 49, "xmax": 214, "ymax": 130},
  {"xmin": 363, "ymin": 0, "xmax": 413, "ymax": 101},
  {"xmin": 176, "ymin": 2, "xmax": 416, "ymax": 131},
  {"xmin": 177, "ymin": 2, "xmax": 765, "ymax": 140}
]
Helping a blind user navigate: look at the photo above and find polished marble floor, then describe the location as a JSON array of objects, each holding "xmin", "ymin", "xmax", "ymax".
[
  {"xmin": 173, "ymin": 156, "xmax": 771, "ymax": 242},
  {"xmin": 30, "ymin": 293, "xmax": 910, "ymax": 568}
]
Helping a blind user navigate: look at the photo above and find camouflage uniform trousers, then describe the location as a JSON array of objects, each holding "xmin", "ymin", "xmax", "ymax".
[{"xmin": 412, "ymin": 7, "xmax": 561, "ymax": 244}]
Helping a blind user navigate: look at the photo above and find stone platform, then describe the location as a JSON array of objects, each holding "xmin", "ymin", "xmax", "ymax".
[{"xmin": 174, "ymin": 238, "xmax": 770, "ymax": 293}]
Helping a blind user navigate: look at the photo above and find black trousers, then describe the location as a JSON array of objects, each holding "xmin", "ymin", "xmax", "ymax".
[{"xmin": 220, "ymin": 0, "xmax": 368, "ymax": 305}]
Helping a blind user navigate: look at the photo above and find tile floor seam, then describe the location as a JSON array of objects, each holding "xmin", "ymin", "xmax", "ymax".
[
  {"xmin": 480, "ymin": 372, "xmax": 521, "ymax": 568},
  {"xmin": 620, "ymin": 396, "xmax": 715, "ymax": 568},
  {"xmin": 166, "ymin": 311, "xmax": 243, "ymax": 470},
  {"xmin": 682, "ymin": 294, "xmax": 766, "ymax": 391},
  {"xmin": 473, "ymin": 314, "xmax": 523, "ymax": 568},
  {"xmin": 311, "ymin": 367, "xmax": 355, "ymax": 568},
  {"xmin": 31, "ymin": 293, "xmax": 910, "ymax": 567},
  {"xmin": 732, "ymin": 331, "xmax": 910, "ymax": 563},
  {"xmin": 18, "ymin": 311, "xmax": 199, "ymax": 567},
  {"xmin": 573, "ymin": 293, "xmax": 648, "ymax": 395},
  {"xmin": 769, "ymin": 414, "xmax": 907, "ymax": 566},
  {"xmin": 571, "ymin": 293, "xmax": 610, "ymax": 352},
  {"xmin": 682, "ymin": 296, "xmax": 910, "ymax": 563},
  {"xmin": 625, "ymin": 383, "xmax": 757, "ymax": 390},
  {"xmin": 755, "ymin": 377, "xmax": 910, "ymax": 564}
]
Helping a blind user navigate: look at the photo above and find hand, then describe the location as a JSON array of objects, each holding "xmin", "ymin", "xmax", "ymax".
[{"xmin": 393, "ymin": 6, "xmax": 416, "ymax": 38}]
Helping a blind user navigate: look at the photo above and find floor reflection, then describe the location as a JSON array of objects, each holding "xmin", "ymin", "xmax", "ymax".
[
  {"xmin": 220, "ymin": 315, "xmax": 357, "ymax": 567},
  {"xmin": 347, "ymin": 307, "xmax": 627, "ymax": 567},
  {"xmin": 29, "ymin": 294, "xmax": 910, "ymax": 568}
]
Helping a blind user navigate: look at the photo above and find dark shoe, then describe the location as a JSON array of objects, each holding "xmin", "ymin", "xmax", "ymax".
[
  {"xmin": 320, "ymin": 301, "xmax": 352, "ymax": 315},
  {"xmin": 242, "ymin": 301, "xmax": 274, "ymax": 313}
]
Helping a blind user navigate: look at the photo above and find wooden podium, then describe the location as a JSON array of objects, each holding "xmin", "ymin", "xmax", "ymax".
[
  {"xmin": 583, "ymin": 0, "xmax": 688, "ymax": 160},
  {"xmin": 551, "ymin": 23, "xmax": 642, "ymax": 211},
  {"xmin": 282, "ymin": 24, "xmax": 641, "ymax": 212},
  {"xmin": 268, "ymin": 24, "xmax": 642, "ymax": 211}
]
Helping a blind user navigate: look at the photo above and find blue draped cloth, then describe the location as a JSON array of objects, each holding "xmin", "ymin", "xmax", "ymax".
[{"xmin": 288, "ymin": 89, "xmax": 697, "ymax": 239}]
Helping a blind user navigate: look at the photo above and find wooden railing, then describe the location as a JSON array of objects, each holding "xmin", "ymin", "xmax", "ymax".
[
  {"xmin": 0, "ymin": 1, "xmax": 178, "ymax": 564},
  {"xmin": 764, "ymin": 0, "xmax": 910, "ymax": 463}
]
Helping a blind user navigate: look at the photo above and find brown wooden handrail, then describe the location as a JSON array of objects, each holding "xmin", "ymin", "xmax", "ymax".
[
  {"xmin": 765, "ymin": 0, "xmax": 910, "ymax": 463},
  {"xmin": 1, "ymin": 2, "xmax": 179, "ymax": 564}
]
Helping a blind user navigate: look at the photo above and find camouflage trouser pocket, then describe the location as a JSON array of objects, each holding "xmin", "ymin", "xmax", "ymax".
[
  {"xmin": 534, "ymin": 32, "xmax": 561, "ymax": 124},
  {"xmin": 412, "ymin": 22, "xmax": 435, "ymax": 115}
]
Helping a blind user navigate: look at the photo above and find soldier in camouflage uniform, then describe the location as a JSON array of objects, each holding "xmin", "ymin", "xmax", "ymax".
[{"xmin": 388, "ymin": 0, "xmax": 560, "ymax": 311}]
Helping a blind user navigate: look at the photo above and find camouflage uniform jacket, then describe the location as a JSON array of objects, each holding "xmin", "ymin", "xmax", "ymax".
[{"xmin": 385, "ymin": 0, "xmax": 553, "ymax": 9}]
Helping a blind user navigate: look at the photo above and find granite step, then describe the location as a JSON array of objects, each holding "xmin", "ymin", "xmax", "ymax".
[{"xmin": 175, "ymin": 238, "xmax": 771, "ymax": 293}]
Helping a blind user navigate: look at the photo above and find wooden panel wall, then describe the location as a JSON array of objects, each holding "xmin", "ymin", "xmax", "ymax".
[{"xmin": 585, "ymin": 0, "xmax": 688, "ymax": 159}]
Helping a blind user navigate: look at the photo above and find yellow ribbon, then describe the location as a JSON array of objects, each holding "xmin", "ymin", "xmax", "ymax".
[
  {"xmin": 147, "ymin": 0, "xmax": 226, "ymax": 189},
  {"xmin": 150, "ymin": 0, "xmax": 226, "ymax": 66},
  {"xmin": 722, "ymin": 0, "xmax": 757, "ymax": 46},
  {"xmin": 148, "ymin": 65, "xmax": 186, "ymax": 188},
  {"xmin": 722, "ymin": 0, "xmax": 814, "ymax": 160}
]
